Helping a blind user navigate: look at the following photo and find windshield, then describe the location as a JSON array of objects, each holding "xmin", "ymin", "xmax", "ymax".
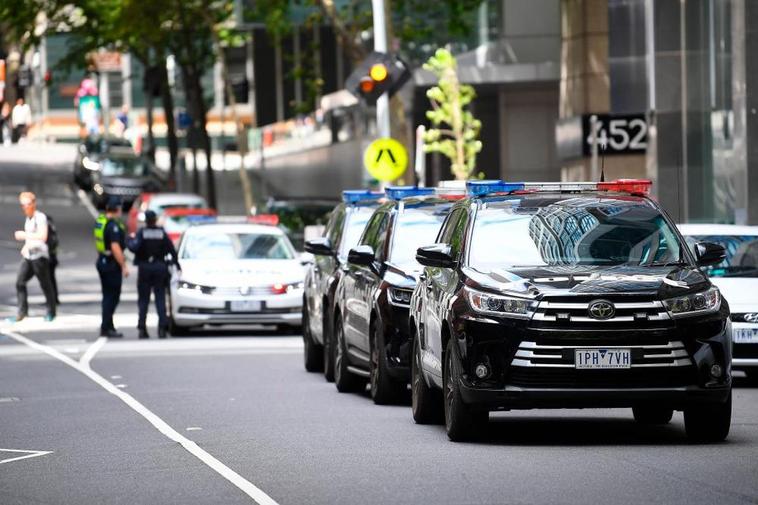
[
  {"xmin": 101, "ymin": 157, "xmax": 148, "ymax": 177},
  {"xmin": 182, "ymin": 232, "xmax": 295, "ymax": 260},
  {"xmin": 339, "ymin": 207, "xmax": 375, "ymax": 257},
  {"xmin": 684, "ymin": 235, "xmax": 758, "ymax": 277},
  {"xmin": 468, "ymin": 196, "xmax": 683, "ymax": 271},
  {"xmin": 390, "ymin": 206, "xmax": 449, "ymax": 265}
]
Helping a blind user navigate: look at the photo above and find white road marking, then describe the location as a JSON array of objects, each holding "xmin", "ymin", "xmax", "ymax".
[
  {"xmin": 80, "ymin": 337, "xmax": 106, "ymax": 368},
  {"xmin": 0, "ymin": 448, "xmax": 53, "ymax": 465},
  {"xmin": 110, "ymin": 375, "xmax": 122, "ymax": 379},
  {"xmin": 0, "ymin": 329, "xmax": 279, "ymax": 505},
  {"xmin": 29, "ymin": 292, "xmax": 139, "ymax": 304},
  {"xmin": 115, "ymin": 384, "xmax": 127, "ymax": 389},
  {"xmin": 76, "ymin": 188, "xmax": 99, "ymax": 220},
  {"xmin": 186, "ymin": 427, "xmax": 203, "ymax": 431}
]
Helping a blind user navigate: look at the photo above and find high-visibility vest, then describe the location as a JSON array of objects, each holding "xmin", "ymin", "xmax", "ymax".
[{"xmin": 93, "ymin": 215, "xmax": 124, "ymax": 254}]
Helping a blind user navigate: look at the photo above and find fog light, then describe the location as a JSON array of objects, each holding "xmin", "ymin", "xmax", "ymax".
[
  {"xmin": 474, "ymin": 363, "xmax": 489, "ymax": 379},
  {"xmin": 710, "ymin": 364, "xmax": 723, "ymax": 378}
]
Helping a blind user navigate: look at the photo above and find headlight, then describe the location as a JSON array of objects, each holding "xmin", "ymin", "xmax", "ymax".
[
  {"xmin": 82, "ymin": 156, "xmax": 101, "ymax": 171},
  {"xmin": 663, "ymin": 286, "xmax": 720, "ymax": 318},
  {"xmin": 389, "ymin": 287, "xmax": 413, "ymax": 306},
  {"xmin": 178, "ymin": 281, "xmax": 215, "ymax": 295},
  {"xmin": 464, "ymin": 287, "xmax": 536, "ymax": 319}
]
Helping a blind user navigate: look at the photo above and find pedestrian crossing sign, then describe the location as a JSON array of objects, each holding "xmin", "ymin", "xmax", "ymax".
[{"xmin": 363, "ymin": 138, "xmax": 408, "ymax": 182}]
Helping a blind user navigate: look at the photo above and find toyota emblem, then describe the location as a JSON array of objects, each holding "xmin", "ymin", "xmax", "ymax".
[
  {"xmin": 588, "ymin": 300, "xmax": 616, "ymax": 320},
  {"xmin": 744, "ymin": 313, "xmax": 758, "ymax": 323}
]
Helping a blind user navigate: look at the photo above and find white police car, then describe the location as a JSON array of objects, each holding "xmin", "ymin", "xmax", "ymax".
[
  {"xmin": 167, "ymin": 222, "xmax": 305, "ymax": 334},
  {"xmin": 679, "ymin": 224, "xmax": 758, "ymax": 379}
]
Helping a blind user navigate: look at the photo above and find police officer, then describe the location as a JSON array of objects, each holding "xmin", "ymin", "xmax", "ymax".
[
  {"xmin": 95, "ymin": 197, "xmax": 129, "ymax": 338},
  {"xmin": 127, "ymin": 210, "xmax": 179, "ymax": 339}
]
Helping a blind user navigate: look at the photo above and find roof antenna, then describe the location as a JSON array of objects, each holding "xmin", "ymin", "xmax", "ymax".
[{"xmin": 599, "ymin": 137, "xmax": 607, "ymax": 182}]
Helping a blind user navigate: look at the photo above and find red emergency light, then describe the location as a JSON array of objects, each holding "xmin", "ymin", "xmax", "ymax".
[{"xmin": 597, "ymin": 179, "xmax": 652, "ymax": 196}]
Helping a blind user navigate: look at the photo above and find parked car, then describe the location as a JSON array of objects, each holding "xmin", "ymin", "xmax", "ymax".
[
  {"xmin": 162, "ymin": 207, "xmax": 218, "ymax": 244},
  {"xmin": 82, "ymin": 150, "xmax": 164, "ymax": 209},
  {"xmin": 302, "ymin": 191, "xmax": 385, "ymax": 380},
  {"xmin": 679, "ymin": 224, "xmax": 758, "ymax": 380},
  {"xmin": 168, "ymin": 222, "xmax": 305, "ymax": 335},
  {"xmin": 73, "ymin": 135, "xmax": 133, "ymax": 190},
  {"xmin": 332, "ymin": 187, "xmax": 462, "ymax": 403},
  {"xmin": 410, "ymin": 179, "xmax": 732, "ymax": 443},
  {"xmin": 127, "ymin": 192, "xmax": 210, "ymax": 234}
]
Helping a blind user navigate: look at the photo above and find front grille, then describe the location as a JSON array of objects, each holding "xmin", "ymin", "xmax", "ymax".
[
  {"xmin": 512, "ymin": 340, "xmax": 692, "ymax": 368},
  {"xmin": 179, "ymin": 306, "xmax": 299, "ymax": 314},
  {"xmin": 508, "ymin": 367, "xmax": 697, "ymax": 388},
  {"xmin": 104, "ymin": 186, "xmax": 142, "ymax": 196},
  {"xmin": 531, "ymin": 297, "xmax": 671, "ymax": 329},
  {"xmin": 731, "ymin": 313, "xmax": 758, "ymax": 323}
]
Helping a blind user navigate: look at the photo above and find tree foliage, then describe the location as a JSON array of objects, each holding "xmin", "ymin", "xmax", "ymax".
[{"xmin": 422, "ymin": 48, "xmax": 481, "ymax": 180}]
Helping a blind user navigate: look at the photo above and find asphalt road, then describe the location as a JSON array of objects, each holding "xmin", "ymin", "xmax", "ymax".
[{"xmin": 1, "ymin": 143, "xmax": 758, "ymax": 505}]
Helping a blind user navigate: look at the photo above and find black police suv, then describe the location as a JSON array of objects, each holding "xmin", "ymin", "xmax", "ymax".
[
  {"xmin": 409, "ymin": 179, "xmax": 733, "ymax": 442},
  {"xmin": 333, "ymin": 187, "xmax": 462, "ymax": 404},
  {"xmin": 302, "ymin": 191, "xmax": 384, "ymax": 381},
  {"xmin": 73, "ymin": 135, "xmax": 133, "ymax": 190}
]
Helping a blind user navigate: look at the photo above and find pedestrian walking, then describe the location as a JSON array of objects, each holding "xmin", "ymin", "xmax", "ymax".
[
  {"xmin": 9, "ymin": 192, "xmax": 56, "ymax": 322},
  {"xmin": 45, "ymin": 213, "xmax": 61, "ymax": 304},
  {"xmin": 127, "ymin": 210, "xmax": 179, "ymax": 338},
  {"xmin": 0, "ymin": 101, "xmax": 11, "ymax": 144},
  {"xmin": 94, "ymin": 197, "xmax": 129, "ymax": 338},
  {"xmin": 11, "ymin": 97, "xmax": 32, "ymax": 143}
]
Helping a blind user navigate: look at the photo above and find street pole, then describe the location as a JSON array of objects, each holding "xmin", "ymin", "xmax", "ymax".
[{"xmin": 372, "ymin": 0, "xmax": 391, "ymax": 139}]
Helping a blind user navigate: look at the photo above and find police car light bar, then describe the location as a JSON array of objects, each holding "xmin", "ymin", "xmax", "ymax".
[
  {"xmin": 342, "ymin": 190, "xmax": 384, "ymax": 204},
  {"xmin": 385, "ymin": 186, "xmax": 435, "ymax": 200},
  {"xmin": 466, "ymin": 180, "xmax": 525, "ymax": 196},
  {"xmin": 466, "ymin": 179, "xmax": 652, "ymax": 196}
]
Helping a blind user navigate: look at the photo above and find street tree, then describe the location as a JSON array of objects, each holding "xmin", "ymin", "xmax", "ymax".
[{"xmin": 422, "ymin": 48, "xmax": 481, "ymax": 180}]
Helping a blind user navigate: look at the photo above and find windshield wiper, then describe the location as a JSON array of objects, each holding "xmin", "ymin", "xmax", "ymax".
[{"xmin": 646, "ymin": 259, "xmax": 687, "ymax": 268}]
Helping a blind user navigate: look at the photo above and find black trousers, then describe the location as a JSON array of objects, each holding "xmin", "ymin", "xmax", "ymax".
[
  {"xmin": 49, "ymin": 254, "xmax": 59, "ymax": 302},
  {"xmin": 137, "ymin": 262, "xmax": 169, "ymax": 329},
  {"xmin": 16, "ymin": 257, "xmax": 56, "ymax": 317},
  {"xmin": 96, "ymin": 256, "xmax": 122, "ymax": 332}
]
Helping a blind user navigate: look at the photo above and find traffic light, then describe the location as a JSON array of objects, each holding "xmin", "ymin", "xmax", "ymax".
[{"xmin": 346, "ymin": 52, "xmax": 410, "ymax": 104}]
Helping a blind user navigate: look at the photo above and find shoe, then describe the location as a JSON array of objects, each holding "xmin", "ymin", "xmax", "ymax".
[
  {"xmin": 100, "ymin": 329, "xmax": 123, "ymax": 338},
  {"xmin": 44, "ymin": 314, "xmax": 55, "ymax": 322},
  {"xmin": 158, "ymin": 327, "xmax": 167, "ymax": 339},
  {"xmin": 5, "ymin": 313, "xmax": 27, "ymax": 323},
  {"xmin": 138, "ymin": 328, "xmax": 150, "ymax": 339}
]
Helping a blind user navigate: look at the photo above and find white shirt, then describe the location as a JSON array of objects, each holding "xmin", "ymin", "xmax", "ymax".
[
  {"xmin": 11, "ymin": 103, "xmax": 32, "ymax": 127},
  {"xmin": 23, "ymin": 211, "xmax": 49, "ymax": 260}
]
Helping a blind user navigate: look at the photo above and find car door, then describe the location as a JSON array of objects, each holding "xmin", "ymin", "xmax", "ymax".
[
  {"xmin": 354, "ymin": 211, "xmax": 390, "ymax": 355},
  {"xmin": 343, "ymin": 210, "xmax": 383, "ymax": 350},
  {"xmin": 309, "ymin": 206, "xmax": 343, "ymax": 344},
  {"xmin": 422, "ymin": 208, "xmax": 466, "ymax": 384}
]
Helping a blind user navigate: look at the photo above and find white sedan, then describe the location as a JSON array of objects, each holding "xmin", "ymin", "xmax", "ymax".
[
  {"xmin": 679, "ymin": 224, "xmax": 758, "ymax": 379},
  {"xmin": 168, "ymin": 223, "xmax": 305, "ymax": 334}
]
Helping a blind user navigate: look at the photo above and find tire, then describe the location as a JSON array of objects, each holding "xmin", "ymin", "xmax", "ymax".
[
  {"xmin": 370, "ymin": 320, "xmax": 406, "ymax": 405},
  {"xmin": 303, "ymin": 305, "xmax": 324, "ymax": 372},
  {"xmin": 334, "ymin": 316, "xmax": 365, "ymax": 393},
  {"xmin": 444, "ymin": 338, "xmax": 487, "ymax": 442},
  {"xmin": 632, "ymin": 406, "xmax": 674, "ymax": 425},
  {"xmin": 411, "ymin": 337, "xmax": 443, "ymax": 424},
  {"xmin": 323, "ymin": 315, "xmax": 336, "ymax": 382},
  {"xmin": 684, "ymin": 390, "xmax": 732, "ymax": 443},
  {"xmin": 744, "ymin": 369, "xmax": 758, "ymax": 386}
]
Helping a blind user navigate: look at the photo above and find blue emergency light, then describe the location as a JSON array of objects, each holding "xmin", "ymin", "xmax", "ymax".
[
  {"xmin": 466, "ymin": 180, "xmax": 525, "ymax": 196},
  {"xmin": 342, "ymin": 190, "xmax": 384, "ymax": 204},
  {"xmin": 384, "ymin": 186, "xmax": 435, "ymax": 200}
]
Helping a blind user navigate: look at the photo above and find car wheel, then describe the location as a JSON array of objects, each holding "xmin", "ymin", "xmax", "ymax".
[
  {"xmin": 369, "ymin": 320, "xmax": 406, "ymax": 405},
  {"xmin": 684, "ymin": 390, "xmax": 731, "ymax": 443},
  {"xmin": 632, "ymin": 406, "xmax": 674, "ymax": 425},
  {"xmin": 323, "ymin": 315, "xmax": 336, "ymax": 383},
  {"xmin": 334, "ymin": 316, "xmax": 364, "ymax": 393},
  {"xmin": 411, "ymin": 337, "xmax": 443, "ymax": 424},
  {"xmin": 444, "ymin": 338, "xmax": 487, "ymax": 442},
  {"xmin": 303, "ymin": 305, "xmax": 324, "ymax": 373}
]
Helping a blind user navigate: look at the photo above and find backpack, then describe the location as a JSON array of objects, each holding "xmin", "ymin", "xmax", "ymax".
[{"xmin": 44, "ymin": 213, "xmax": 59, "ymax": 255}]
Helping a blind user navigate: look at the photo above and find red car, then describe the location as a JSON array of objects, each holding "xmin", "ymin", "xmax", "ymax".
[{"xmin": 127, "ymin": 192, "xmax": 210, "ymax": 234}]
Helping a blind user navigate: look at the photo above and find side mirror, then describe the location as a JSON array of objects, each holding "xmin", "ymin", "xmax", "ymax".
[
  {"xmin": 416, "ymin": 244, "xmax": 456, "ymax": 269},
  {"xmin": 347, "ymin": 245, "xmax": 375, "ymax": 266},
  {"xmin": 304, "ymin": 237, "xmax": 334, "ymax": 256},
  {"xmin": 695, "ymin": 242, "xmax": 727, "ymax": 267}
]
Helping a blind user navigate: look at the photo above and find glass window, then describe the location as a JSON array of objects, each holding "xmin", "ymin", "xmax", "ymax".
[
  {"xmin": 100, "ymin": 156, "xmax": 148, "ymax": 177},
  {"xmin": 182, "ymin": 232, "xmax": 295, "ymax": 260},
  {"xmin": 467, "ymin": 197, "xmax": 684, "ymax": 271},
  {"xmin": 339, "ymin": 206, "xmax": 376, "ymax": 257},
  {"xmin": 389, "ymin": 207, "xmax": 450, "ymax": 265},
  {"xmin": 684, "ymin": 235, "xmax": 758, "ymax": 277}
]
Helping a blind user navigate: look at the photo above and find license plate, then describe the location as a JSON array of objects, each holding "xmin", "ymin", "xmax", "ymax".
[
  {"xmin": 733, "ymin": 327, "xmax": 758, "ymax": 344},
  {"xmin": 575, "ymin": 349, "xmax": 631, "ymax": 369},
  {"xmin": 230, "ymin": 300, "xmax": 261, "ymax": 312}
]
